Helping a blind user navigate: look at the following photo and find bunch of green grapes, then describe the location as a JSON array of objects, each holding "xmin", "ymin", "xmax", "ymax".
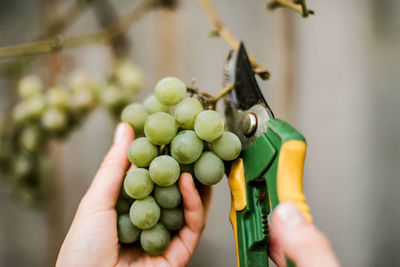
[
  {"xmin": 116, "ymin": 77, "xmax": 241, "ymax": 255},
  {"xmin": 0, "ymin": 60, "xmax": 144, "ymax": 206}
]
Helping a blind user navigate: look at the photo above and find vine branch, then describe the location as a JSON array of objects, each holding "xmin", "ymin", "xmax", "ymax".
[
  {"xmin": 39, "ymin": 0, "xmax": 94, "ymax": 38},
  {"xmin": 93, "ymin": 0, "xmax": 131, "ymax": 58},
  {"xmin": 0, "ymin": 0, "xmax": 92, "ymax": 76},
  {"xmin": 267, "ymin": 0, "xmax": 314, "ymax": 17},
  {"xmin": 197, "ymin": 0, "xmax": 270, "ymax": 80},
  {"xmin": 0, "ymin": 0, "xmax": 166, "ymax": 59}
]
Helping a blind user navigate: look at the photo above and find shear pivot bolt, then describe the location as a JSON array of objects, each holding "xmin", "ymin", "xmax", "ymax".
[{"xmin": 243, "ymin": 112, "xmax": 257, "ymax": 136}]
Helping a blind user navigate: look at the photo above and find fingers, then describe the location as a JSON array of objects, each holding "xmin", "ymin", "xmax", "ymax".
[
  {"xmin": 164, "ymin": 173, "xmax": 206, "ymax": 266},
  {"xmin": 193, "ymin": 180, "xmax": 212, "ymax": 220},
  {"xmin": 271, "ymin": 202, "xmax": 340, "ymax": 267},
  {"xmin": 268, "ymin": 224, "xmax": 286, "ymax": 267},
  {"xmin": 179, "ymin": 173, "xmax": 205, "ymax": 233},
  {"xmin": 79, "ymin": 123, "xmax": 134, "ymax": 214}
]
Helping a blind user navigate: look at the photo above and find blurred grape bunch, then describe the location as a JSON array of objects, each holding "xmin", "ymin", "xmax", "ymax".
[
  {"xmin": 0, "ymin": 61, "xmax": 145, "ymax": 207},
  {"xmin": 101, "ymin": 60, "xmax": 145, "ymax": 117}
]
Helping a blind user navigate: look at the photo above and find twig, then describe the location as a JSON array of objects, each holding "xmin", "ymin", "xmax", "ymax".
[
  {"xmin": 93, "ymin": 0, "xmax": 131, "ymax": 58},
  {"xmin": 0, "ymin": 0, "xmax": 160, "ymax": 59},
  {"xmin": 197, "ymin": 0, "xmax": 270, "ymax": 80},
  {"xmin": 0, "ymin": 0, "xmax": 93, "ymax": 77},
  {"xmin": 39, "ymin": 0, "xmax": 94, "ymax": 38},
  {"xmin": 267, "ymin": 0, "xmax": 314, "ymax": 17},
  {"xmin": 187, "ymin": 83, "xmax": 235, "ymax": 109},
  {"xmin": 213, "ymin": 83, "xmax": 234, "ymax": 101},
  {"xmin": 187, "ymin": 87, "xmax": 215, "ymax": 102}
]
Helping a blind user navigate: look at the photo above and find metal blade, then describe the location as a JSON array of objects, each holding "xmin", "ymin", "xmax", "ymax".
[
  {"xmin": 224, "ymin": 43, "xmax": 274, "ymax": 149},
  {"xmin": 231, "ymin": 43, "xmax": 274, "ymax": 117}
]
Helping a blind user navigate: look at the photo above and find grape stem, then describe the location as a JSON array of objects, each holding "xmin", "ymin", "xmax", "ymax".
[
  {"xmin": 213, "ymin": 83, "xmax": 234, "ymax": 102},
  {"xmin": 0, "ymin": 0, "xmax": 174, "ymax": 59},
  {"xmin": 197, "ymin": 0, "xmax": 270, "ymax": 80},
  {"xmin": 267, "ymin": 0, "xmax": 314, "ymax": 17},
  {"xmin": 187, "ymin": 83, "xmax": 235, "ymax": 109}
]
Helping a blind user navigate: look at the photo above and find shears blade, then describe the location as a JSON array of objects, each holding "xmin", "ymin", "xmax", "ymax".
[{"xmin": 224, "ymin": 43, "xmax": 274, "ymax": 149}]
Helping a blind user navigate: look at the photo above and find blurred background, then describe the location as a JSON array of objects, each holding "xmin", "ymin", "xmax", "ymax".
[{"xmin": 0, "ymin": 0, "xmax": 399, "ymax": 266}]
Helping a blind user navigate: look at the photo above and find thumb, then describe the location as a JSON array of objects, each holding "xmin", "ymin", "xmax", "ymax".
[
  {"xmin": 78, "ymin": 123, "xmax": 134, "ymax": 215},
  {"xmin": 271, "ymin": 202, "xmax": 340, "ymax": 267}
]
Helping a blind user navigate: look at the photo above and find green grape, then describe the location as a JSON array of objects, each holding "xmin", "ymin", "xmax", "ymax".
[
  {"xmin": 13, "ymin": 153, "xmax": 33, "ymax": 179},
  {"xmin": 194, "ymin": 110, "xmax": 224, "ymax": 142},
  {"xmin": 121, "ymin": 185, "xmax": 135, "ymax": 203},
  {"xmin": 14, "ymin": 93, "xmax": 47, "ymax": 124},
  {"xmin": 170, "ymin": 130, "xmax": 203, "ymax": 164},
  {"xmin": 69, "ymin": 70, "xmax": 93, "ymax": 90},
  {"xmin": 28, "ymin": 96, "xmax": 46, "ymax": 118},
  {"xmin": 118, "ymin": 214, "xmax": 141, "ymax": 243},
  {"xmin": 100, "ymin": 85, "xmax": 128, "ymax": 113},
  {"xmin": 140, "ymin": 223, "xmax": 170, "ymax": 255},
  {"xmin": 19, "ymin": 126, "xmax": 41, "ymax": 152},
  {"xmin": 144, "ymin": 112, "xmax": 177, "ymax": 145},
  {"xmin": 114, "ymin": 61, "xmax": 144, "ymax": 93},
  {"xmin": 174, "ymin": 98, "xmax": 204, "ymax": 129},
  {"xmin": 47, "ymin": 87, "xmax": 69, "ymax": 110},
  {"xmin": 116, "ymin": 198, "xmax": 131, "ymax": 214},
  {"xmin": 69, "ymin": 89, "xmax": 95, "ymax": 113},
  {"xmin": 155, "ymin": 77, "xmax": 186, "ymax": 106},
  {"xmin": 149, "ymin": 155, "xmax": 180, "ymax": 186},
  {"xmin": 121, "ymin": 104, "xmax": 149, "ymax": 135},
  {"xmin": 12, "ymin": 102, "xmax": 30, "ymax": 123},
  {"xmin": 130, "ymin": 196, "xmax": 160, "ymax": 229},
  {"xmin": 41, "ymin": 108, "xmax": 67, "ymax": 133},
  {"xmin": 154, "ymin": 183, "xmax": 182, "ymax": 209},
  {"xmin": 18, "ymin": 75, "xmax": 43, "ymax": 99},
  {"xmin": 128, "ymin": 137, "xmax": 158, "ymax": 167},
  {"xmin": 194, "ymin": 151, "xmax": 225, "ymax": 186},
  {"xmin": 160, "ymin": 207, "xmax": 184, "ymax": 231},
  {"xmin": 211, "ymin": 131, "xmax": 242, "ymax": 161},
  {"xmin": 124, "ymin": 168, "xmax": 154, "ymax": 199},
  {"xmin": 143, "ymin": 94, "xmax": 170, "ymax": 114},
  {"xmin": 13, "ymin": 96, "xmax": 47, "ymax": 123}
]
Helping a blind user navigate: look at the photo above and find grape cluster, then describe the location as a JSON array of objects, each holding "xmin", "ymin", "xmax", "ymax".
[
  {"xmin": 0, "ymin": 61, "xmax": 144, "ymax": 206},
  {"xmin": 116, "ymin": 77, "xmax": 241, "ymax": 255}
]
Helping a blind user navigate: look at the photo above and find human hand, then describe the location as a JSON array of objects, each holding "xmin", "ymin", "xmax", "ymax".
[
  {"xmin": 268, "ymin": 202, "xmax": 340, "ymax": 267},
  {"xmin": 56, "ymin": 123, "xmax": 212, "ymax": 267}
]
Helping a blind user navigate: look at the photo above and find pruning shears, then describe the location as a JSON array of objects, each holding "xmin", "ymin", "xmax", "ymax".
[{"xmin": 224, "ymin": 43, "xmax": 312, "ymax": 267}]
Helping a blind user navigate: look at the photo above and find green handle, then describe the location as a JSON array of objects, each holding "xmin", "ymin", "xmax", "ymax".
[{"xmin": 230, "ymin": 118, "xmax": 310, "ymax": 267}]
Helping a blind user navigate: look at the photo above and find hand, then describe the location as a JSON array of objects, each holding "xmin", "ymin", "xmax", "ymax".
[
  {"xmin": 268, "ymin": 202, "xmax": 340, "ymax": 267},
  {"xmin": 56, "ymin": 123, "xmax": 212, "ymax": 267}
]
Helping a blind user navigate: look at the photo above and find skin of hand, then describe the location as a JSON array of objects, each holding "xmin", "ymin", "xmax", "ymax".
[
  {"xmin": 56, "ymin": 123, "xmax": 212, "ymax": 267},
  {"xmin": 268, "ymin": 202, "xmax": 340, "ymax": 267}
]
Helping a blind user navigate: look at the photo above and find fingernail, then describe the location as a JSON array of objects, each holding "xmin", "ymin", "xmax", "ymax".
[
  {"xmin": 275, "ymin": 202, "xmax": 304, "ymax": 229},
  {"xmin": 113, "ymin": 123, "xmax": 126, "ymax": 144}
]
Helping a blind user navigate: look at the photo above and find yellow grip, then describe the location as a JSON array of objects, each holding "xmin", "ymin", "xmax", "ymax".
[
  {"xmin": 228, "ymin": 158, "xmax": 247, "ymax": 211},
  {"xmin": 277, "ymin": 140, "xmax": 312, "ymax": 222},
  {"xmin": 228, "ymin": 158, "xmax": 247, "ymax": 267}
]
